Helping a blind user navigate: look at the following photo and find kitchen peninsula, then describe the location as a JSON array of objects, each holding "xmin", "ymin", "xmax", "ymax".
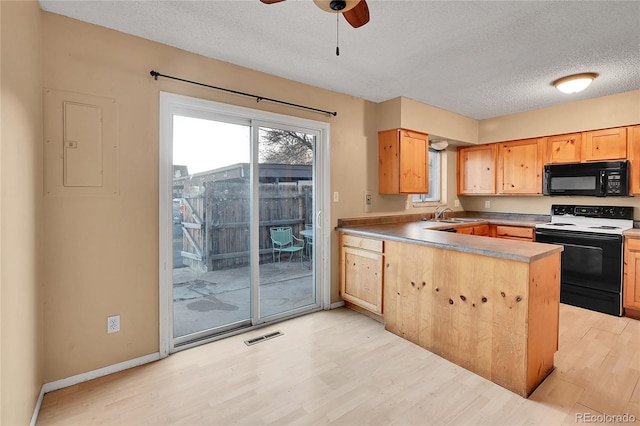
[{"xmin": 338, "ymin": 217, "xmax": 563, "ymax": 397}]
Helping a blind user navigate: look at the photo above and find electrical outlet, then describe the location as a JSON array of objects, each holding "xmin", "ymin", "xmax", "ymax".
[
  {"xmin": 485, "ymin": 200, "xmax": 491, "ymax": 209},
  {"xmin": 107, "ymin": 315, "xmax": 120, "ymax": 333},
  {"xmin": 364, "ymin": 191, "xmax": 372, "ymax": 212},
  {"xmin": 333, "ymin": 192, "xmax": 339, "ymax": 202},
  {"xmin": 454, "ymin": 199, "xmax": 460, "ymax": 207}
]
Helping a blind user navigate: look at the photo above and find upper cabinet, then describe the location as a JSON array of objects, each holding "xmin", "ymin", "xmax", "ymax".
[
  {"xmin": 497, "ymin": 138, "xmax": 545, "ymax": 194},
  {"xmin": 583, "ymin": 127, "xmax": 628, "ymax": 161},
  {"xmin": 457, "ymin": 144, "xmax": 497, "ymax": 195},
  {"xmin": 546, "ymin": 132, "xmax": 582, "ymax": 164},
  {"xmin": 378, "ymin": 128, "xmax": 428, "ymax": 194},
  {"xmin": 630, "ymin": 125, "xmax": 640, "ymax": 195}
]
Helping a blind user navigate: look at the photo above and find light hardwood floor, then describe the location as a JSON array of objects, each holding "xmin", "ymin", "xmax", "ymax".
[{"xmin": 37, "ymin": 304, "xmax": 639, "ymax": 425}]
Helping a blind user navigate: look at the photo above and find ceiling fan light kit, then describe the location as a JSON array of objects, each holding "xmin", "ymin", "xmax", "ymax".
[
  {"xmin": 260, "ymin": 0, "xmax": 370, "ymax": 28},
  {"xmin": 552, "ymin": 72, "xmax": 598, "ymax": 94},
  {"xmin": 313, "ymin": 0, "xmax": 360, "ymax": 13}
]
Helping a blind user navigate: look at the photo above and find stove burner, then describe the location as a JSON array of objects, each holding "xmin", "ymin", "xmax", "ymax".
[
  {"xmin": 588, "ymin": 225, "xmax": 620, "ymax": 230},
  {"xmin": 549, "ymin": 223, "xmax": 575, "ymax": 226}
]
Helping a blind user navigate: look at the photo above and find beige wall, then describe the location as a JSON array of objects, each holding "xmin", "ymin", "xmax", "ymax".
[
  {"xmin": 41, "ymin": 11, "xmax": 386, "ymax": 382},
  {"xmin": 463, "ymin": 91, "xmax": 640, "ymax": 217},
  {"xmin": 4, "ymin": 4, "xmax": 638, "ymax": 414},
  {"xmin": 479, "ymin": 90, "xmax": 640, "ymax": 143},
  {"xmin": 0, "ymin": 1, "xmax": 44, "ymax": 424}
]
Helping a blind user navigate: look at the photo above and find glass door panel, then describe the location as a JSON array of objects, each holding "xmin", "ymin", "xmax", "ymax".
[
  {"xmin": 172, "ymin": 115, "xmax": 252, "ymax": 340},
  {"xmin": 257, "ymin": 126, "xmax": 316, "ymax": 319}
]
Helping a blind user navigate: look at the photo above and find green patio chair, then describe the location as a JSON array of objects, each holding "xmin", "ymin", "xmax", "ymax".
[
  {"xmin": 270, "ymin": 227, "xmax": 305, "ymax": 266},
  {"xmin": 303, "ymin": 223, "xmax": 313, "ymax": 259}
]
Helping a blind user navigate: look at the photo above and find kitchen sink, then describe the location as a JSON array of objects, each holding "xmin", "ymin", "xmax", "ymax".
[{"xmin": 433, "ymin": 218, "xmax": 481, "ymax": 223}]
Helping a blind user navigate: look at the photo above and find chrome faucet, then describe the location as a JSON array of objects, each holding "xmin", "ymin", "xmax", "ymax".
[{"xmin": 434, "ymin": 205, "xmax": 453, "ymax": 220}]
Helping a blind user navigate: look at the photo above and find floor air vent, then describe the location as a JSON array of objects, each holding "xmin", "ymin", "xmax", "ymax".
[{"xmin": 244, "ymin": 331, "xmax": 284, "ymax": 346}]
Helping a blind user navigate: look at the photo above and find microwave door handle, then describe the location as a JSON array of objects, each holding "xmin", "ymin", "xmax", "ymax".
[{"xmin": 599, "ymin": 171, "xmax": 606, "ymax": 195}]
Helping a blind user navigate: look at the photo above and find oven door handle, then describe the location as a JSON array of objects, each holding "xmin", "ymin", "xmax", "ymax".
[{"xmin": 535, "ymin": 229, "xmax": 622, "ymax": 242}]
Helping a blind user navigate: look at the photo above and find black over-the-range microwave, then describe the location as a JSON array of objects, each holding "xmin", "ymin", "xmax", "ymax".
[{"xmin": 543, "ymin": 160, "xmax": 631, "ymax": 197}]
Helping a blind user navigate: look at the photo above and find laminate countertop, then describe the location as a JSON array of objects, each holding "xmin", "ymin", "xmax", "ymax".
[
  {"xmin": 624, "ymin": 228, "xmax": 640, "ymax": 238},
  {"xmin": 338, "ymin": 219, "xmax": 562, "ymax": 263}
]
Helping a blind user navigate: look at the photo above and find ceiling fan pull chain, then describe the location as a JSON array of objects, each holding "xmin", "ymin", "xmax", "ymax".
[{"xmin": 336, "ymin": 13, "xmax": 340, "ymax": 56}]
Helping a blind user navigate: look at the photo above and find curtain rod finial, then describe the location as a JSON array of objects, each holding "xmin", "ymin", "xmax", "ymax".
[{"xmin": 150, "ymin": 70, "xmax": 159, "ymax": 80}]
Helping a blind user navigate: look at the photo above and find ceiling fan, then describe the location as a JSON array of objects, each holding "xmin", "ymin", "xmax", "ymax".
[{"xmin": 259, "ymin": 0, "xmax": 370, "ymax": 28}]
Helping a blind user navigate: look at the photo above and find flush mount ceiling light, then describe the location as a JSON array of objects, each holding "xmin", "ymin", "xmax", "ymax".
[
  {"xmin": 430, "ymin": 140, "xmax": 449, "ymax": 151},
  {"xmin": 552, "ymin": 73, "xmax": 598, "ymax": 94}
]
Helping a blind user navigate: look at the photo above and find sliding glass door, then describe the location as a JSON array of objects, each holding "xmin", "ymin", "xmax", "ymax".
[
  {"xmin": 172, "ymin": 115, "xmax": 252, "ymax": 341},
  {"xmin": 160, "ymin": 93, "xmax": 327, "ymax": 352},
  {"xmin": 257, "ymin": 125, "xmax": 317, "ymax": 318}
]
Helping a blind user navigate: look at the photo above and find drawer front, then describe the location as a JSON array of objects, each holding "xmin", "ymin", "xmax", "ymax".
[
  {"xmin": 473, "ymin": 224, "xmax": 490, "ymax": 236},
  {"xmin": 342, "ymin": 234, "xmax": 384, "ymax": 253},
  {"xmin": 495, "ymin": 225, "xmax": 534, "ymax": 240},
  {"xmin": 627, "ymin": 237, "xmax": 640, "ymax": 251},
  {"xmin": 456, "ymin": 226, "xmax": 474, "ymax": 235}
]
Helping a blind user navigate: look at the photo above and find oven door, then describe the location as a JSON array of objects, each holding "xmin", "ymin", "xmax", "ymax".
[{"xmin": 534, "ymin": 228, "xmax": 622, "ymax": 315}]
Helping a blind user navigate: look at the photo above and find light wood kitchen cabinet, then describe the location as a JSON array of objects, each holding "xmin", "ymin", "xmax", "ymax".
[
  {"xmin": 546, "ymin": 132, "xmax": 582, "ymax": 164},
  {"xmin": 383, "ymin": 239, "xmax": 560, "ymax": 397},
  {"xmin": 339, "ymin": 233, "xmax": 384, "ymax": 315},
  {"xmin": 384, "ymin": 241, "xmax": 434, "ymax": 346},
  {"xmin": 497, "ymin": 138, "xmax": 545, "ymax": 194},
  {"xmin": 456, "ymin": 224, "xmax": 489, "ymax": 236},
  {"xmin": 457, "ymin": 144, "xmax": 497, "ymax": 195},
  {"xmin": 491, "ymin": 225, "xmax": 535, "ymax": 241},
  {"xmin": 378, "ymin": 128, "xmax": 428, "ymax": 194},
  {"xmin": 629, "ymin": 125, "xmax": 640, "ymax": 195},
  {"xmin": 624, "ymin": 236, "xmax": 640, "ymax": 311},
  {"xmin": 583, "ymin": 127, "xmax": 627, "ymax": 161}
]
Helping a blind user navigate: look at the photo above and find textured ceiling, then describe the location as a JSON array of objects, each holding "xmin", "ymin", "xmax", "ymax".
[{"xmin": 39, "ymin": 0, "xmax": 640, "ymax": 120}]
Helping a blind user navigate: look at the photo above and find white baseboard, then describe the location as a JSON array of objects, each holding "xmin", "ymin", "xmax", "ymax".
[
  {"xmin": 30, "ymin": 386, "xmax": 45, "ymax": 426},
  {"xmin": 42, "ymin": 352, "xmax": 160, "ymax": 393},
  {"xmin": 31, "ymin": 352, "xmax": 160, "ymax": 424},
  {"xmin": 330, "ymin": 300, "xmax": 345, "ymax": 309}
]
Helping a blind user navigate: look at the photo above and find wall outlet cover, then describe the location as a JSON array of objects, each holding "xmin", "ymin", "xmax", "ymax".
[{"xmin": 107, "ymin": 315, "xmax": 120, "ymax": 333}]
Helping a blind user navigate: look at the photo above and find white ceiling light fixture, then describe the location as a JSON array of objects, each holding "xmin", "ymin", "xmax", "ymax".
[
  {"xmin": 552, "ymin": 73, "xmax": 598, "ymax": 94},
  {"xmin": 430, "ymin": 140, "xmax": 449, "ymax": 151}
]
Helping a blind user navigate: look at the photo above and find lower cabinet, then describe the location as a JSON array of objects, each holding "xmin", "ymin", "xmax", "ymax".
[
  {"xmin": 457, "ymin": 224, "xmax": 489, "ymax": 236},
  {"xmin": 491, "ymin": 225, "xmax": 534, "ymax": 241},
  {"xmin": 383, "ymin": 239, "xmax": 560, "ymax": 397},
  {"xmin": 624, "ymin": 237, "xmax": 640, "ymax": 312},
  {"xmin": 339, "ymin": 233, "xmax": 384, "ymax": 315}
]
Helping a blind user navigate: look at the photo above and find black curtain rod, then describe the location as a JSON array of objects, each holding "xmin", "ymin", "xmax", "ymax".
[{"xmin": 150, "ymin": 70, "xmax": 337, "ymax": 117}]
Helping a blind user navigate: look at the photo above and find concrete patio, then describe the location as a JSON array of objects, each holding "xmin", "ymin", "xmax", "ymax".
[{"xmin": 173, "ymin": 261, "xmax": 314, "ymax": 337}]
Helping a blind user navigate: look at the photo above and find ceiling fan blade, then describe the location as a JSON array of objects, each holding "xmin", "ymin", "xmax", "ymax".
[
  {"xmin": 260, "ymin": 0, "xmax": 286, "ymax": 4},
  {"xmin": 343, "ymin": 0, "xmax": 369, "ymax": 28}
]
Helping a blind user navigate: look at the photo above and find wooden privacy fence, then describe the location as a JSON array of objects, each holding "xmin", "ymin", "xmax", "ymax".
[{"xmin": 180, "ymin": 181, "xmax": 313, "ymax": 271}]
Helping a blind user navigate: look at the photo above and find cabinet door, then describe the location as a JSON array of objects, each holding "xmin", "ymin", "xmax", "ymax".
[
  {"xmin": 340, "ymin": 246, "xmax": 383, "ymax": 314},
  {"xmin": 624, "ymin": 238, "xmax": 640, "ymax": 310},
  {"xmin": 583, "ymin": 127, "xmax": 627, "ymax": 161},
  {"xmin": 629, "ymin": 125, "xmax": 640, "ymax": 195},
  {"xmin": 457, "ymin": 144, "xmax": 497, "ymax": 195},
  {"xmin": 383, "ymin": 241, "xmax": 434, "ymax": 347},
  {"xmin": 498, "ymin": 138, "xmax": 544, "ymax": 194},
  {"xmin": 456, "ymin": 226, "xmax": 473, "ymax": 235},
  {"xmin": 399, "ymin": 130, "xmax": 428, "ymax": 193},
  {"xmin": 473, "ymin": 224, "xmax": 489, "ymax": 236},
  {"xmin": 378, "ymin": 129, "xmax": 428, "ymax": 194},
  {"xmin": 546, "ymin": 133, "xmax": 582, "ymax": 164}
]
